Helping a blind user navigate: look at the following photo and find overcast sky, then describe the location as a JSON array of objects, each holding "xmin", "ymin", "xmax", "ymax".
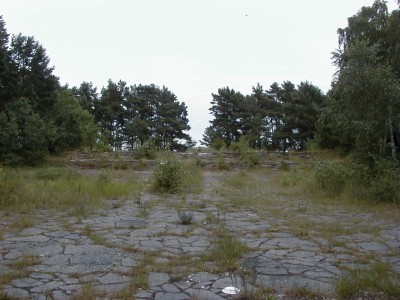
[{"xmin": 1, "ymin": 0, "xmax": 398, "ymax": 142}]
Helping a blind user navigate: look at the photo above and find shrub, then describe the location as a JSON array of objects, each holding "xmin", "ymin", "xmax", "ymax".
[
  {"xmin": 151, "ymin": 156, "xmax": 185, "ymax": 193},
  {"xmin": 136, "ymin": 140, "xmax": 158, "ymax": 159},
  {"xmin": 232, "ymin": 137, "xmax": 260, "ymax": 167},
  {"xmin": 345, "ymin": 159, "xmax": 399, "ymax": 203},
  {"xmin": 216, "ymin": 152, "xmax": 228, "ymax": 170},
  {"xmin": 178, "ymin": 211, "xmax": 194, "ymax": 225},
  {"xmin": 310, "ymin": 160, "xmax": 349, "ymax": 197}
]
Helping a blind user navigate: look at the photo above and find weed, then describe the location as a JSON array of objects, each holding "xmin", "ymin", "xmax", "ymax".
[
  {"xmin": 216, "ymin": 152, "xmax": 228, "ymax": 170},
  {"xmin": 336, "ymin": 262, "xmax": 400, "ymax": 299},
  {"xmin": 309, "ymin": 160, "xmax": 349, "ymax": 197},
  {"xmin": 71, "ymin": 284, "xmax": 97, "ymax": 300},
  {"xmin": 285, "ymin": 285, "xmax": 324, "ymax": 299},
  {"xmin": 135, "ymin": 140, "xmax": 158, "ymax": 160},
  {"xmin": 0, "ymin": 167, "xmax": 142, "ymax": 214},
  {"xmin": 0, "ymin": 255, "xmax": 39, "ymax": 286},
  {"xmin": 205, "ymin": 230, "xmax": 248, "ymax": 272},
  {"xmin": 178, "ymin": 211, "xmax": 194, "ymax": 225},
  {"xmin": 151, "ymin": 156, "xmax": 185, "ymax": 193}
]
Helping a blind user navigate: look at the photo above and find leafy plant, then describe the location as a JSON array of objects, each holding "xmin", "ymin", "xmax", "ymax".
[
  {"xmin": 136, "ymin": 140, "xmax": 158, "ymax": 159},
  {"xmin": 178, "ymin": 211, "xmax": 194, "ymax": 225},
  {"xmin": 151, "ymin": 156, "xmax": 185, "ymax": 193},
  {"xmin": 310, "ymin": 160, "xmax": 349, "ymax": 197}
]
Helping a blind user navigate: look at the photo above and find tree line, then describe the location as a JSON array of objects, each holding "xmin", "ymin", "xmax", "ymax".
[
  {"xmin": 1, "ymin": 0, "xmax": 399, "ymax": 167},
  {"xmin": 0, "ymin": 16, "xmax": 192, "ymax": 165},
  {"xmin": 203, "ymin": 0, "xmax": 400, "ymax": 164},
  {"xmin": 202, "ymin": 81, "xmax": 325, "ymax": 152}
]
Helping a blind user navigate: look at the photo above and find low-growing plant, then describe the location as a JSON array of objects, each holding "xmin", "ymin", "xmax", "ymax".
[
  {"xmin": 205, "ymin": 230, "xmax": 248, "ymax": 272},
  {"xmin": 178, "ymin": 211, "xmax": 194, "ymax": 225},
  {"xmin": 336, "ymin": 262, "xmax": 400, "ymax": 299}
]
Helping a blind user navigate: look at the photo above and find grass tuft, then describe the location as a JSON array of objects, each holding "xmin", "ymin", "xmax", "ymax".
[
  {"xmin": 205, "ymin": 230, "xmax": 248, "ymax": 272},
  {"xmin": 336, "ymin": 262, "xmax": 400, "ymax": 299}
]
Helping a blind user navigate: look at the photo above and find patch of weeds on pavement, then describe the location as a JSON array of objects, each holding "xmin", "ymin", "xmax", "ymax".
[
  {"xmin": 205, "ymin": 230, "xmax": 249, "ymax": 272},
  {"xmin": 8, "ymin": 215, "xmax": 35, "ymax": 232},
  {"xmin": 336, "ymin": 262, "xmax": 400, "ymax": 299},
  {"xmin": 0, "ymin": 255, "xmax": 39, "ymax": 286},
  {"xmin": 82, "ymin": 225, "xmax": 111, "ymax": 247},
  {"xmin": 117, "ymin": 251, "xmax": 160, "ymax": 298},
  {"xmin": 285, "ymin": 285, "xmax": 326, "ymax": 299},
  {"xmin": 71, "ymin": 284, "xmax": 97, "ymax": 300},
  {"xmin": 155, "ymin": 255, "xmax": 208, "ymax": 282},
  {"xmin": 0, "ymin": 292, "xmax": 20, "ymax": 300}
]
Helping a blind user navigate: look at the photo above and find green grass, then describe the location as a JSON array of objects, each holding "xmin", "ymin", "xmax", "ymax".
[
  {"xmin": 205, "ymin": 230, "xmax": 249, "ymax": 272},
  {"xmin": 336, "ymin": 262, "xmax": 400, "ymax": 299},
  {"xmin": 0, "ymin": 255, "xmax": 39, "ymax": 286},
  {"xmin": 71, "ymin": 284, "xmax": 97, "ymax": 300},
  {"xmin": 0, "ymin": 167, "xmax": 143, "ymax": 215}
]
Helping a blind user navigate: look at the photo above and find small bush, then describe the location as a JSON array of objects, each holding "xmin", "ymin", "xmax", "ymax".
[
  {"xmin": 178, "ymin": 211, "xmax": 194, "ymax": 225},
  {"xmin": 310, "ymin": 161, "xmax": 349, "ymax": 197},
  {"xmin": 345, "ymin": 159, "xmax": 400, "ymax": 203},
  {"xmin": 151, "ymin": 156, "xmax": 185, "ymax": 193},
  {"xmin": 232, "ymin": 137, "xmax": 260, "ymax": 167},
  {"xmin": 136, "ymin": 140, "xmax": 158, "ymax": 159},
  {"xmin": 278, "ymin": 160, "xmax": 290, "ymax": 171},
  {"xmin": 216, "ymin": 152, "xmax": 228, "ymax": 170},
  {"xmin": 278, "ymin": 168, "xmax": 301, "ymax": 187}
]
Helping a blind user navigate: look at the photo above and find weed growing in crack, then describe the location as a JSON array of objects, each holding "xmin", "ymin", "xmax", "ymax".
[
  {"xmin": 178, "ymin": 211, "xmax": 194, "ymax": 225},
  {"xmin": 205, "ymin": 230, "xmax": 248, "ymax": 272}
]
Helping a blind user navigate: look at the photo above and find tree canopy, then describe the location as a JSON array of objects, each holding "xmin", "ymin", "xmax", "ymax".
[
  {"xmin": 0, "ymin": 15, "xmax": 192, "ymax": 165},
  {"xmin": 203, "ymin": 82, "xmax": 325, "ymax": 152},
  {"xmin": 316, "ymin": 0, "xmax": 400, "ymax": 162}
]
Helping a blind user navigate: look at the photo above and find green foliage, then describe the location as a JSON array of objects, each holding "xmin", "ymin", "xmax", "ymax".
[
  {"xmin": 151, "ymin": 156, "xmax": 185, "ymax": 193},
  {"xmin": 0, "ymin": 98, "xmax": 48, "ymax": 165},
  {"xmin": 336, "ymin": 262, "xmax": 400, "ymax": 299},
  {"xmin": 310, "ymin": 158, "xmax": 399, "ymax": 203},
  {"xmin": 204, "ymin": 82, "xmax": 325, "ymax": 151},
  {"xmin": 216, "ymin": 152, "xmax": 228, "ymax": 170},
  {"xmin": 345, "ymin": 158, "xmax": 400, "ymax": 203},
  {"xmin": 310, "ymin": 161, "xmax": 349, "ymax": 197},
  {"xmin": 136, "ymin": 140, "xmax": 158, "ymax": 159},
  {"xmin": 0, "ymin": 167, "xmax": 142, "ymax": 213},
  {"xmin": 206, "ymin": 230, "xmax": 248, "ymax": 272},
  {"xmin": 317, "ymin": 2, "xmax": 400, "ymax": 162},
  {"xmin": 232, "ymin": 136, "xmax": 260, "ymax": 167}
]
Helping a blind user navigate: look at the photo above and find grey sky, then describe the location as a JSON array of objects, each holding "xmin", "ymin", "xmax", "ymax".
[{"xmin": 1, "ymin": 0, "xmax": 398, "ymax": 142}]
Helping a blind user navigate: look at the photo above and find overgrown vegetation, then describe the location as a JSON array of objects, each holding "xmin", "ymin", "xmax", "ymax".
[
  {"xmin": 309, "ymin": 158, "xmax": 400, "ymax": 203},
  {"xmin": 151, "ymin": 155, "xmax": 203, "ymax": 193},
  {"xmin": 336, "ymin": 262, "xmax": 400, "ymax": 300},
  {"xmin": 205, "ymin": 230, "xmax": 248, "ymax": 272},
  {"xmin": 0, "ymin": 166, "xmax": 143, "ymax": 214}
]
